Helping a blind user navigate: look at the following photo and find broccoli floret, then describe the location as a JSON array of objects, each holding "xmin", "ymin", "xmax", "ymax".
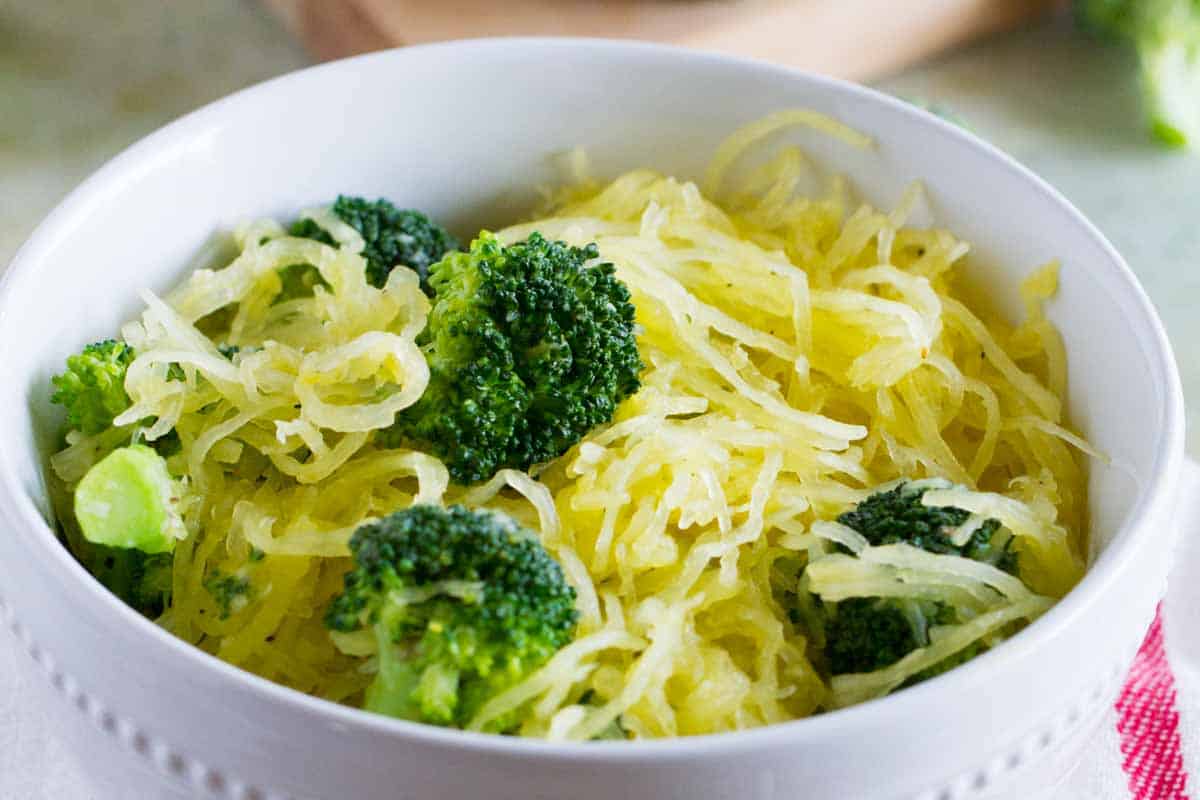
[
  {"xmin": 809, "ymin": 481, "xmax": 1015, "ymax": 680},
  {"xmin": 837, "ymin": 480, "xmax": 1016, "ymax": 573},
  {"xmin": 51, "ymin": 340, "xmax": 179, "ymax": 457},
  {"xmin": 325, "ymin": 505, "xmax": 578, "ymax": 729},
  {"xmin": 50, "ymin": 340, "xmax": 136, "ymax": 435},
  {"xmin": 290, "ymin": 196, "xmax": 458, "ymax": 291},
  {"xmin": 1077, "ymin": 0, "xmax": 1200, "ymax": 146},
  {"xmin": 823, "ymin": 598, "xmax": 926, "ymax": 675},
  {"xmin": 204, "ymin": 569, "xmax": 252, "ymax": 619},
  {"xmin": 380, "ymin": 232, "xmax": 643, "ymax": 484}
]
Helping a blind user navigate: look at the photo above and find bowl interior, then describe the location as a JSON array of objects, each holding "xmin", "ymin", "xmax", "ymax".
[{"xmin": 0, "ymin": 40, "xmax": 1174, "ymax": 613}]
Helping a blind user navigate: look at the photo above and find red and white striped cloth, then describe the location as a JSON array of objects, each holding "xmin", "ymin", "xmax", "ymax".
[
  {"xmin": 1115, "ymin": 610, "xmax": 1188, "ymax": 799},
  {"xmin": 1059, "ymin": 517, "xmax": 1200, "ymax": 800}
]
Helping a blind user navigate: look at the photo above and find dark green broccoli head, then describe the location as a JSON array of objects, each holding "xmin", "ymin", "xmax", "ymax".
[
  {"xmin": 326, "ymin": 505, "xmax": 578, "ymax": 729},
  {"xmin": 810, "ymin": 481, "xmax": 1017, "ymax": 681},
  {"xmin": 823, "ymin": 597, "xmax": 924, "ymax": 675},
  {"xmin": 290, "ymin": 195, "xmax": 459, "ymax": 291},
  {"xmin": 837, "ymin": 481, "xmax": 1015, "ymax": 573},
  {"xmin": 51, "ymin": 340, "xmax": 136, "ymax": 435},
  {"xmin": 381, "ymin": 232, "xmax": 643, "ymax": 484},
  {"xmin": 822, "ymin": 597, "xmax": 977, "ymax": 678}
]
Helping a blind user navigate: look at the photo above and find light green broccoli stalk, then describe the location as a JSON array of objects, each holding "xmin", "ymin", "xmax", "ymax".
[{"xmin": 74, "ymin": 444, "xmax": 185, "ymax": 554}]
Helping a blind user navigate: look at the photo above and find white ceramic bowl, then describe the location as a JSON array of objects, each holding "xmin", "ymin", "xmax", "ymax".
[{"xmin": 0, "ymin": 39, "xmax": 1189, "ymax": 800}]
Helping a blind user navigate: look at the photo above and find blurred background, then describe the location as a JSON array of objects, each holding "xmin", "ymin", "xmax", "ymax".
[{"xmin": 1, "ymin": 0, "xmax": 1199, "ymax": 794}]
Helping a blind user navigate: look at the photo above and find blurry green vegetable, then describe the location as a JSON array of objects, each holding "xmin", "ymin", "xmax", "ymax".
[{"xmin": 1077, "ymin": 0, "xmax": 1200, "ymax": 147}]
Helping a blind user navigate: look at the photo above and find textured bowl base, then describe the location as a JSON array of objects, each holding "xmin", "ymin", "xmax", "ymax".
[
  {"xmin": 14, "ymin": 638, "xmax": 1110, "ymax": 800},
  {"xmin": 978, "ymin": 705, "xmax": 1107, "ymax": 800}
]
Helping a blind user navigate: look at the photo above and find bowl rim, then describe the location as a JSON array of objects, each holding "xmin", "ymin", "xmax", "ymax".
[{"xmin": 0, "ymin": 36, "xmax": 1185, "ymax": 760}]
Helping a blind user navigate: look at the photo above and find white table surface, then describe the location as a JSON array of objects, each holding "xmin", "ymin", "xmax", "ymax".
[{"xmin": 2, "ymin": 3, "xmax": 1197, "ymax": 798}]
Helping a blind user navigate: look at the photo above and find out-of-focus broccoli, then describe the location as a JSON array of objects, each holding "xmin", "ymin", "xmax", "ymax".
[
  {"xmin": 380, "ymin": 232, "xmax": 643, "ymax": 484},
  {"xmin": 50, "ymin": 340, "xmax": 136, "ymax": 435},
  {"xmin": 1077, "ymin": 0, "xmax": 1200, "ymax": 147},
  {"xmin": 807, "ymin": 481, "xmax": 1014, "ymax": 680},
  {"xmin": 290, "ymin": 195, "xmax": 459, "ymax": 291},
  {"xmin": 325, "ymin": 505, "xmax": 578, "ymax": 729}
]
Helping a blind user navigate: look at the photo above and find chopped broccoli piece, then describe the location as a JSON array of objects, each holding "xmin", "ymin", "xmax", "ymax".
[
  {"xmin": 73, "ymin": 544, "xmax": 172, "ymax": 618},
  {"xmin": 217, "ymin": 343, "xmax": 261, "ymax": 361},
  {"xmin": 823, "ymin": 597, "xmax": 927, "ymax": 675},
  {"xmin": 380, "ymin": 232, "xmax": 643, "ymax": 484},
  {"xmin": 203, "ymin": 569, "xmax": 252, "ymax": 619},
  {"xmin": 290, "ymin": 195, "xmax": 458, "ymax": 291},
  {"xmin": 1077, "ymin": 0, "xmax": 1200, "ymax": 146},
  {"xmin": 802, "ymin": 481, "xmax": 1015, "ymax": 683},
  {"xmin": 50, "ymin": 339, "xmax": 136, "ymax": 435},
  {"xmin": 837, "ymin": 480, "xmax": 1016, "ymax": 573},
  {"xmin": 73, "ymin": 445, "xmax": 184, "ymax": 555},
  {"xmin": 325, "ymin": 505, "xmax": 578, "ymax": 729},
  {"xmin": 273, "ymin": 262, "xmax": 329, "ymax": 302}
]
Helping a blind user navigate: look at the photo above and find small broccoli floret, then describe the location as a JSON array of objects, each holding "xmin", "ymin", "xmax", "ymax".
[
  {"xmin": 290, "ymin": 195, "xmax": 459, "ymax": 291},
  {"xmin": 380, "ymin": 232, "xmax": 643, "ymax": 484},
  {"xmin": 1077, "ymin": 0, "xmax": 1200, "ymax": 146},
  {"xmin": 74, "ymin": 445, "xmax": 185, "ymax": 554},
  {"xmin": 837, "ymin": 480, "xmax": 1016, "ymax": 573},
  {"xmin": 204, "ymin": 569, "xmax": 252, "ymax": 619},
  {"xmin": 808, "ymin": 481, "xmax": 1015, "ymax": 681},
  {"xmin": 325, "ymin": 505, "xmax": 578, "ymax": 729},
  {"xmin": 50, "ymin": 340, "xmax": 136, "ymax": 435}
]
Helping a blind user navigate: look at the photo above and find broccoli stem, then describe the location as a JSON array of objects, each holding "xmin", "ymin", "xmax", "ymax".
[
  {"xmin": 73, "ymin": 444, "xmax": 183, "ymax": 554},
  {"xmin": 365, "ymin": 622, "xmax": 423, "ymax": 720}
]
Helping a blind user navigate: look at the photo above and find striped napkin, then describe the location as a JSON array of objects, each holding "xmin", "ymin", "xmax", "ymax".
[{"xmin": 1059, "ymin": 505, "xmax": 1200, "ymax": 800}]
